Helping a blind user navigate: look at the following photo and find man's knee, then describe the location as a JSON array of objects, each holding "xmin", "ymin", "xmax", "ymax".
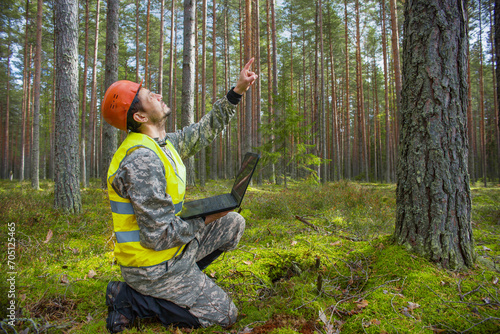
[{"xmin": 221, "ymin": 212, "xmax": 245, "ymax": 251}]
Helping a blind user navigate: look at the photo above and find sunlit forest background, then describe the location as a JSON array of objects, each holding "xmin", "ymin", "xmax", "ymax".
[{"xmin": 0, "ymin": 0, "xmax": 498, "ymax": 186}]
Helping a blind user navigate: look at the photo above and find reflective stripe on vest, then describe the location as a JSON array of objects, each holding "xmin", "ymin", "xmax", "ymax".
[{"xmin": 107, "ymin": 132, "xmax": 187, "ymax": 267}]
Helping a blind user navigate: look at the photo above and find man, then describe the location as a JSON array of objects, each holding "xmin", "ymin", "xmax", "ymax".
[{"xmin": 102, "ymin": 59, "xmax": 257, "ymax": 332}]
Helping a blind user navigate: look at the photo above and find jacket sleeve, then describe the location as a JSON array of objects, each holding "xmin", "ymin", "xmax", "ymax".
[
  {"xmin": 165, "ymin": 96, "xmax": 237, "ymax": 160},
  {"xmin": 111, "ymin": 147, "xmax": 205, "ymax": 251}
]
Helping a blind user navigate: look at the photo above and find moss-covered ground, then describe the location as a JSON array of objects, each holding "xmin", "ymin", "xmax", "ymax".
[{"xmin": 0, "ymin": 179, "xmax": 498, "ymax": 333}]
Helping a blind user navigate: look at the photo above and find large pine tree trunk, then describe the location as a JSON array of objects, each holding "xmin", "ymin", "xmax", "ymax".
[
  {"xmin": 395, "ymin": 0, "xmax": 474, "ymax": 269},
  {"xmin": 31, "ymin": 0, "xmax": 43, "ymax": 190},
  {"xmin": 182, "ymin": 0, "xmax": 196, "ymax": 186},
  {"xmin": 54, "ymin": 0, "xmax": 81, "ymax": 213},
  {"xmin": 101, "ymin": 0, "xmax": 119, "ymax": 189}
]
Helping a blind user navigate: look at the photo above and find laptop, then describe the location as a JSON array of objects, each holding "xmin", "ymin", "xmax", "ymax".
[{"xmin": 179, "ymin": 152, "xmax": 260, "ymax": 220}]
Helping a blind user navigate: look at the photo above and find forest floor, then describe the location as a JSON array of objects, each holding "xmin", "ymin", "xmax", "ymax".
[{"xmin": 0, "ymin": 178, "xmax": 499, "ymax": 334}]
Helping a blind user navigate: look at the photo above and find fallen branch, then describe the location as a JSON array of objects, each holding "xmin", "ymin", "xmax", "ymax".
[{"xmin": 295, "ymin": 215, "xmax": 322, "ymax": 232}]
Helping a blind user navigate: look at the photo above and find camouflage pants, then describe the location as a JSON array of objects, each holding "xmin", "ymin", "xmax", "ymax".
[{"xmin": 121, "ymin": 212, "xmax": 245, "ymax": 328}]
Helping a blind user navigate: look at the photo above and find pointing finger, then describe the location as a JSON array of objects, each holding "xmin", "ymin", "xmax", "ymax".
[{"xmin": 244, "ymin": 57, "xmax": 255, "ymax": 71}]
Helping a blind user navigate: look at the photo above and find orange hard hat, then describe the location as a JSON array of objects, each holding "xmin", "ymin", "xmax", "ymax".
[{"xmin": 102, "ymin": 80, "xmax": 143, "ymax": 131}]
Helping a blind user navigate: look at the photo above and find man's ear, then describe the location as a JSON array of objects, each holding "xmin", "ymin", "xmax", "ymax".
[{"xmin": 133, "ymin": 111, "xmax": 148, "ymax": 124}]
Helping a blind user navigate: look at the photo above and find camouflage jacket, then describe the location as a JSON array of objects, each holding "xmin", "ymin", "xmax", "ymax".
[{"xmin": 110, "ymin": 96, "xmax": 237, "ymax": 307}]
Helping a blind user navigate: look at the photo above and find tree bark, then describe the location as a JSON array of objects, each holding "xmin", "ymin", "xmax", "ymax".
[
  {"xmin": 395, "ymin": 0, "xmax": 474, "ymax": 269},
  {"xmin": 182, "ymin": 0, "xmax": 196, "ymax": 186},
  {"xmin": 54, "ymin": 0, "xmax": 81, "ymax": 213},
  {"xmin": 101, "ymin": 0, "xmax": 119, "ymax": 189}
]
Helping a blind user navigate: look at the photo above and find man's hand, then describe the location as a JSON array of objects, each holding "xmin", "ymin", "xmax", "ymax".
[
  {"xmin": 204, "ymin": 210, "xmax": 232, "ymax": 225},
  {"xmin": 234, "ymin": 58, "xmax": 258, "ymax": 95}
]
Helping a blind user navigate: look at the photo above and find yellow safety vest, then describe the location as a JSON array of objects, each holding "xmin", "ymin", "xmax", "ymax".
[{"xmin": 107, "ymin": 132, "xmax": 186, "ymax": 267}]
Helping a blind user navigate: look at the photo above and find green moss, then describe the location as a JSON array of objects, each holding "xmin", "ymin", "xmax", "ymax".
[{"xmin": 1, "ymin": 180, "xmax": 499, "ymax": 333}]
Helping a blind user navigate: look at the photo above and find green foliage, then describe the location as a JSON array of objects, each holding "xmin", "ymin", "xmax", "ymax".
[{"xmin": 0, "ymin": 180, "xmax": 498, "ymax": 333}]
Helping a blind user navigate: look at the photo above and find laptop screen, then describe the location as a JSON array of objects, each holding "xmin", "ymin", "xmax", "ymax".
[{"xmin": 231, "ymin": 152, "xmax": 260, "ymax": 203}]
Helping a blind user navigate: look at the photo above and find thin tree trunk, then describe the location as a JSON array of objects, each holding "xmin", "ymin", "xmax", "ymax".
[
  {"xmin": 496, "ymin": 0, "xmax": 500, "ymax": 183},
  {"xmin": 271, "ymin": 0, "xmax": 279, "ymax": 184},
  {"xmin": 136, "ymin": 0, "xmax": 140, "ymax": 82},
  {"xmin": 50, "ymin": 24, "xmax": 56, "ymax": 180},
  {"xmin": 381, "ymin": 0, "xmax": 391, "ymax": 183},
  {"xmin": 54, "ymin": 0, "xmax": 81, "ymax": 213},
  {"xmin": 344, "ymin": 0, "xmax": 351, "ymax": 180},
  {"xmin": 224, "ymin": 0, "xmax": 232, "ymax": 179},
  {"xmin": 479, "ymin": 0, "xmax": 487, "ymax": 187},
  {"xmin": 182, "ymin": 0, "xmax": 196, "ymax": 186},
  {"xmin": 20, "ymin": 0, "xmax": 30, "ymax": 181},
  {"xmin": 200, "ymin": 0, "xmax": 207, "ymax": 187},
  {"xmin": 389, "ymin": 0, "xmax": 402, "ymax": 131},
  {"xmin": 211, "ymin": 0, "xmax": 218, "ymax": 180},
  {"xmin": 159, "ymin": 0, "xmax": 165, "ymax": 94},
  {"xmin": 489, "ymin": 2, "xmax": 500, "ymax": 181},
  {"xmin": 255, "ymin": 0, "xmax": 262, "ymax": 185},
  {"xmin": 467, "ymin": 36, "xmax": 475, "ymax": 183},
  {"xmin": 81, "ymin": 0, "xmax": 90, "ymax": 187},
  {"xmin": 168, "ymin": 0, "xmax": 176, "ymax": 133},
  {"xmin": 3, "ymin": 47, "xmax": 11, "ymax": 179},
  {"xmin": 266, "ymin": 0, "xmax": 275, "ymax": 183},
  {"xmin": 329, "ymin": 35, "xmax": 340, "ymax": 181},
  {"xmin": 319, "ymin": 0, "xmax": 326, "ymax": 183},
  {"xmin": 89, "ymin": 0, "xmax": 101, "ymax": 179},
  {"xmin": 101, "ymin": 0, "xmax": 119, "ymax": 189},
  {"xmin": 355, "ymin": 0, "xmax": 367, "ymax": 181},
  {"xmin": 145, "ymin": 0, "xmax": 151, "ymax": 87},
  {"xmin": 31, "ymin": 0, "xmax": 43, "ymax": 189},
  {"xmin": 244, "ymin": 0, "xmax": 252, "ymax": 158}
]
